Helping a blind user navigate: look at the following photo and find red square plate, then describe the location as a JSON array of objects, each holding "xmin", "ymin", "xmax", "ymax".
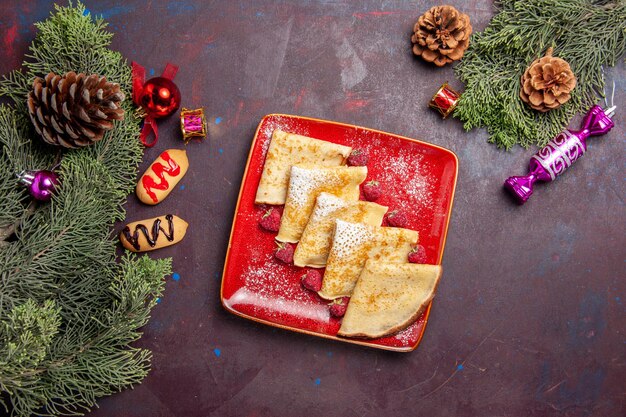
[{"xmin": 221, "ymin": 114, "xmax": 458, "ymax": 352}]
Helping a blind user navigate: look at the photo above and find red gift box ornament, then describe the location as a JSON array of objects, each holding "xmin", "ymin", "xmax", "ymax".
[{"xmin": 132, "ymin": 62, "xmax": 181, "ymax": 147}]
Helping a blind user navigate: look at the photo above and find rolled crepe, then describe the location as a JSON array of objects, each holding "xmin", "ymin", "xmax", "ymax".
[
  {"xmin": 338, "ymin": 260, "xmax": 442, "ymax": 339},
  {"xmin": 276, "ymin": 166, "xmax": 367, "ymax": 243},
  {"xmin": 255, "ymin": 130, "xmax": 352, "ymax": 205},
  {"xmin": 293, "ymin": 193, "xmax": 387, "ymax": 268},
  {"xmin": 319, "ymin": 220, "xmax": 418, "ymax": 300}
]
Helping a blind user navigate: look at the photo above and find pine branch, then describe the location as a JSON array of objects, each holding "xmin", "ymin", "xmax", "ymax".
[
  {"xmin": 0, "ymin": 3, "xmax": 171, "ymax": 416},
  {"xmin": 0, "ymin": 256, "xmax": 169, "ymax": 417},
  {"xmin": 454, "ymin": 0, "xmax": 626, "ymax": 149},
  {"xmin": 0, "ymin": 71, "xmax": 30, "ymax": 114}
]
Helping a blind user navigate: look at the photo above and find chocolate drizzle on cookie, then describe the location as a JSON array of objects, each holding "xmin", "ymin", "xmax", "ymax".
[{"xmin": 122, "ymin": 214, "xmax": 175, "ymax": 251}]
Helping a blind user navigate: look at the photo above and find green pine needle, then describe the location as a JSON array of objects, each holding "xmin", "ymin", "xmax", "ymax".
[
  {"xmin": 0, "ymin": 3, "xmax": 171, "ymax": 416},
  {"xmin": 454, "ymin": 0, "xmax": 626, "ymax": 149}
]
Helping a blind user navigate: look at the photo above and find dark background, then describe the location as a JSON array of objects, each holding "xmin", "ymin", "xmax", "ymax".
[{"xmin": 1, "ymin": 1, "xmax": 624, "ymax": 416}]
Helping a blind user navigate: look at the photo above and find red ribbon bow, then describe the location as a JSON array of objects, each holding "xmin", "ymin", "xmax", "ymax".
[{"xmin": 131, "ymin": 62, "xmax": 179, "ymax": 147}]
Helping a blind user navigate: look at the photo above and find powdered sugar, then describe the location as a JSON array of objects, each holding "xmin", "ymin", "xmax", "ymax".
[
  {"xmin": 310, "ymin": 192, "xmax": 349, "ymax": 220},
  {"xmin": 241, "ymin": 253, "xmax": 312, "ymax": 304},
  {"xmin": 330, "ymin": 220, "xmax": 373, "ymax": 259},
  {"xmin": 394, "ymin": 319, "xmax": 421, "ymax": 345},
  {"xmin": 287, "ymin": 166, "xmax": 326, "ymax": 208},
  {"xmin": 228, "ymin": 287, "xmax": 329, "ymax": 322},
  {"xmin": 260, "ymin": 127, "xmax": 273, "ymax": 157},
  {"xmin": 231, "ymin": 253, "xmax": 328, "ymax": 322},
  {"xmin": 377, "ymin": 149, "xmax": 434, "ymax": 212}
]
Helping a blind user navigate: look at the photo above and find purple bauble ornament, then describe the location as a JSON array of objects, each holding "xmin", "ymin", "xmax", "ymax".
[
  {"xmin": 18, "ymin": 170, "xmax": 59, "ymax": 202},
  {"xmin": 504, "ymin": 105, "xmax": 616, "ymax": 204}
]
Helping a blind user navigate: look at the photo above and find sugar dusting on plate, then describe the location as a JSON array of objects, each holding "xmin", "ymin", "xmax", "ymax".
[
  {"xmin": 230, "ymin": 253, "xmax": 328, "ymax": 322},
  {"xmin": 393, "ymin": 318, "xmax": 421, "ymax": 345},
  {"xmin": 241, "ymin": 253, "xmax": 312, "ymax": 304},
  {"xmin": 376, "ymin": 149, "xmax": 434, "ymax": 212}
]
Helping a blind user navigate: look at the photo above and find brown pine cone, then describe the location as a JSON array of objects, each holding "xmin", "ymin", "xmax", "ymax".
[
  {"xmin": 520, "ymin": 47, "xmax": 577, "ymax": 112},
  {"xmin": 27, "ymin": 72, "xmax": 125, "ymax": 148},
  {"xmin": 411, "ymin": 5, "xmax": 472, "ymax": 67}
]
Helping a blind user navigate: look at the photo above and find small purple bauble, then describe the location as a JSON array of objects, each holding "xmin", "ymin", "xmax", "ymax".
[{"xmin": 18, "ymin": 170, "xmax": 59, "ymax": 202}]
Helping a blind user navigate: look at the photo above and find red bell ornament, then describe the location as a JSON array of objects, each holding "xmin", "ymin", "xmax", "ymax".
[{"xmin": 140, "ymin": 77, "xmax": 181, "ymax": 118}]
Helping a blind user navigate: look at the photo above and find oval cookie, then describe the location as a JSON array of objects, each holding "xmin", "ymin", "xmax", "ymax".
[
  {"xmin": 120, "ymin": 214, "xmax": 188, "ymax": 252},
  {"xmin": 136, "ymin": 149, "xmax": 188, "ymax": 205}
]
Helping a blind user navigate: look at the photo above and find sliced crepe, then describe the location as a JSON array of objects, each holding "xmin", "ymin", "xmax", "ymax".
[
  {"xmin": 276, "ymin": 166, "xmax": 367, "ymax": 243},
  {"xmin": 318, "ymin": 220, "xmax": 418, "ymax": 300},
  {"xmin": 293, "ymin": 193, "xmax": 388, "ymax": 268},
  {"xmin": 337, "ymin": 261, "xmax": 442, "ymax": 338},
  {"xmin": 255, "ymin": 130, "xmax": 352, "ymax": 205}
]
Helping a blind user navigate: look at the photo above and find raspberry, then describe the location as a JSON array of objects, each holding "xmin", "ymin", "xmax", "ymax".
[
  {"xmin": 274, "ymin": 242, "xmax": 294, "ymax": 264},
  {"xmin": 301, "ymin": 269, "xmax": 323, "ymax": 292},
  {"xmin": 347, "ymin": 149, "xmax": 369, "ymax": 166},
  {"xmin": 259, "ymin": 208, "xmax": 281, "ymax": 232},
  {"xmin": 362, "ymin": 180, "xmax": 381, "ymax": 201},
  {"xmin": 387, "ymin": 210, "xmax": 407, "ymax": 227},
  {"xmin": 329, "ymin": 297, "xmax": 350, "ymax": 318},
  {"xmin": 408, "ymin": 245, "xmax": 427, "ymax": 264}
]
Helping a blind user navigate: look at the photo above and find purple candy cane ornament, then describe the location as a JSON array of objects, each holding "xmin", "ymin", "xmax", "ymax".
[{"xmin": 504, "ymin": 105, "xmax": 616, "ymax": 204}]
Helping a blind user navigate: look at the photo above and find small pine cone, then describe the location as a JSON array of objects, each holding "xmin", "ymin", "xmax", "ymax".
[
  {"xmin": 411, "ymin": 5, "xmax": 472, "ymax": 67},
  {"xmin": 520, "ymin": 48, "xmax": 577, "ymax": 112},
  {"xmin": 27, "ymin": 72, "xmax": 125, "ymax": 148}
]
